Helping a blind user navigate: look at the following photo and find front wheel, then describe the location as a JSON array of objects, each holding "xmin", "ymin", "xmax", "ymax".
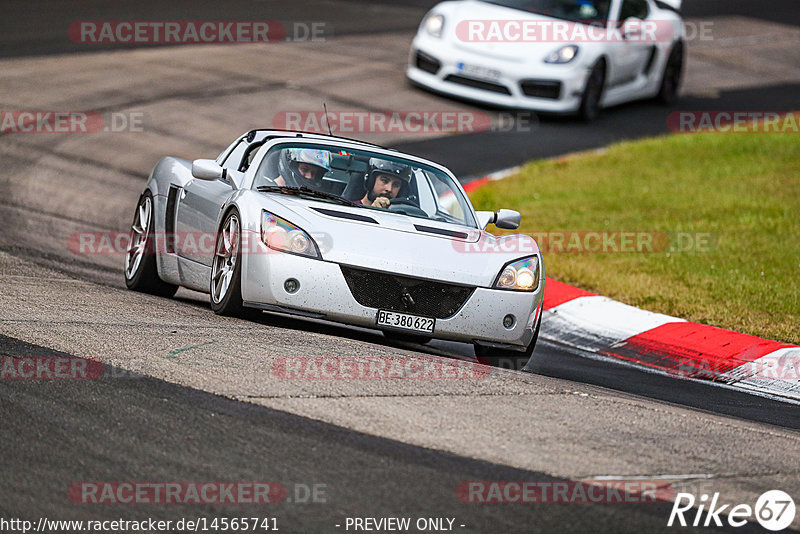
[
  {"xmin": 656, "ymin": 42, "xmax": 683, "ymax": 105},
  {"xmin": 210, "ymin": 210, "xmax": 246, "ymax": 316},
  {"xmin": 578, "ymin": 61, "xmax": 605, "ymax": 122},
  {"xmin": 124, "ymin": 192, "xmax": 178, "ymax": 297},
  {"xmin": 473, "ymin": 308, "xmax": 542, "ymax": 368}
]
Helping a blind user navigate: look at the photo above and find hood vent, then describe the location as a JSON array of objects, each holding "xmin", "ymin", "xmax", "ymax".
[
  {"xmin": 311, "ymin": 207, "xmax": 378, "ymax": 224},
  {"xmin": 414, "ymin": 224, "xmax": 468, "ymax": 240}
]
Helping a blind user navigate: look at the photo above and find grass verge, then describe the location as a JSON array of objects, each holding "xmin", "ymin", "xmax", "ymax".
[{"xmin": 469, "ymin": 132, "xmax": 800, "ymax": 344}]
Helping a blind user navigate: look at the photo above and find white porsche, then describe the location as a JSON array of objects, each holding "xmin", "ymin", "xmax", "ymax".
[{"xmin": 407, "ymin": 0, "xmax": 684, "ymax": 120}]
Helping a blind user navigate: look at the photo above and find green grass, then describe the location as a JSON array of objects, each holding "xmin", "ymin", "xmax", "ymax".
[{"xmin": 469, "ymin": 132, "xmax": 800, "ymax": 344}]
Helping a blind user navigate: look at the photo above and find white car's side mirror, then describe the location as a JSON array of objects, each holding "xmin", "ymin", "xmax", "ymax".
[
  {"xmin": 495, "ymin": 209, "xmax": 521, "ymax": 229},
  {"xmin": 476, "ymin": 209, "xmax": 521, "ymax": 230},
  {"xmin": 621, "ymin": 17, "xmax": 644, "ymax": 40},
  {"xmin": 191, "ymin": 159, "xmax": 225, "ymax": 180},
  {"xmin": 476, "ymin": 211, "xmax": 495, "ymax": 229}
]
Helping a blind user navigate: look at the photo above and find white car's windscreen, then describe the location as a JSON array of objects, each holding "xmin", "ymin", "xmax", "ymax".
[
  {"xmin": 482, "ymin": 0, "xmax": 611, "ymax": 24},
  {"xmin": 252, "ymin": 143, "xmax": 477, "ymax": 228}
]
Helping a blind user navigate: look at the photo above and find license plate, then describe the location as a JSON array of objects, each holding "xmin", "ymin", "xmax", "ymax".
[
  {"xmin": 376, "ymin": 310, "xmax": 435, "ymax": 334},
  {"xmin": 456, "ymin": 62, "xmax": 501, "ymax": 82}
]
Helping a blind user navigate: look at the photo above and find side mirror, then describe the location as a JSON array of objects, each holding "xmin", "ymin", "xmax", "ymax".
[
  {"xmin": 191, "ymin": 159, "xmax": 225, "ymax": 180},
  {"xmin": 476, "ymin": 211, "xmax": 495, "ymax": 230},
  {"xmin": 495, "ymin": 209, "xmax": 521, "ymax": 229},
  {"xmin": 475, "ymin": 209, "xmax": 521, "ymax": 230},
  {"xmin": 621, "ymin": 17, "xmax": 643, "ymax": 40}
]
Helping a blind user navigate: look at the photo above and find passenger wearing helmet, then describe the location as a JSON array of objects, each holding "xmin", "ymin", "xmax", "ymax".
[
  {"xmin": 274, "ymin": 148, "xmax": 332, "ymax": 190},
  {"xmin": 360, "ymin": 158, "xmax": 412, "ymax": 208}
]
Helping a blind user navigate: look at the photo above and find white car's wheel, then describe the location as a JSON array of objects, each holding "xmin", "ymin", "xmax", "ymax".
[
  {"xmin": 210, "ymin": 209, "xmax": 248, "ymax": 316},
  {"xmin": 124, "ymin": 192, "xmax": 178, "ymax": 297},
  {"xmin": 578, "ymin": 60, "xmax": 605, "ymax": 122},
  {"xmin": 657, "ymin": 42, "xmax": 683, "ymax": 105},
  {"xmin": 473, "ymin": 308, "xmax": 542, "ymax": 367}
]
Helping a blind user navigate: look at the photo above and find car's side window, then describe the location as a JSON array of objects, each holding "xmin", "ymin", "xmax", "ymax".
[
  {"xmin": 243, "ymin": 143, "xmax": 268, "ymax": 171},
  {"xmin": 221, "ymin": 140, "xmax": 249, "ymax": 171},
  {"xmin": 618, "ymin": 0, "xmax": 649, "ymax": 23}
]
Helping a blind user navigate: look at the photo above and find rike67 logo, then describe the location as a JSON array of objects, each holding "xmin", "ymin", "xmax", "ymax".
[{"xmin": 668, "ymin": 490, "xmax": 795, "ymax": 531}]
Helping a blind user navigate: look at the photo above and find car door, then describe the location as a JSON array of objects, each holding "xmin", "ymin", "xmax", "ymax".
[
  {"xmin": 174, "ymin": 176, "xmax": 235, "ymax": 267},
  {"xmin": 607, "ymin": 0, "xmax": 654, "ymax": 88},
  {"xmin": 173, "ymin": 139, "xmax": 253, "ymax": 267}
]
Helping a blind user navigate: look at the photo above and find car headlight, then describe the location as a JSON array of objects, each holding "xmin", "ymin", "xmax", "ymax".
[
  {"xmin": 261, "ymin": 211, "xmax": 320, "ymax": 259},
  {"xmin": 494, "ymin": 256, "xmax": 540, "ymax": 292},
  {"xmin": 422, "ymin": 13, "xmax": 444, "ymax": 38},
  {"xmin": 544, "ymin": 45, "xmax": 579, "ymax": 64}
]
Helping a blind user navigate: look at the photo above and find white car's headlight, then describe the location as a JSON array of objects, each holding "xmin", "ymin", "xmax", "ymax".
[
  {"xmin": 261, "ymin": 211, "xmax": 320, "ymax": 259},
  {"xmin": 422, "ymin": 13, "xmax": 445, "ymax": 38},
  {"xmin": 544, "ymin": 45, "xmax": 579, "ymax": 64},
  {"xmin": 494, "ymin": 256, "xmax": 540, "ymax": 292}
]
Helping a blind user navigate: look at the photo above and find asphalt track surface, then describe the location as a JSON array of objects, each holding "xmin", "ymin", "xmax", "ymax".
[
  {"xmin": 2, "ymin": 0, "xmax": 799, "ymax": 58},
  {"xmin": 1, "ymin": 1, "xmax": 799, "ymax": 533},
  {"xmin": 0, "ymin": 335, "xmax": 780, "ymax": 534}
]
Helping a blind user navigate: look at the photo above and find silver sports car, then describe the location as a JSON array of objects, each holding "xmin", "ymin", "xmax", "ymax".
[{"xmin": 125, "ymin": 130, "xmax": 544, "ymax": 361}]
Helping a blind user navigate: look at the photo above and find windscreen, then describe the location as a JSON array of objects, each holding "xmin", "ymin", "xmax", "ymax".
[
  {"xmin": 482, "ymin": 0, "xmax": 612, "ymax": 24},
  {"xmin": 252, "ymin": 142, "xmax": 477, "ymax": 228}
]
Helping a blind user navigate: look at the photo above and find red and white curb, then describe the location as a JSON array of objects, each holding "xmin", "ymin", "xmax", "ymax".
[{"xmin": 464, "ymin": 169, "xmax": 800, "ymax": 402}]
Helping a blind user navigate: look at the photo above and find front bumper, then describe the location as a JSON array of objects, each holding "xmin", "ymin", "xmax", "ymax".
[
  {"xmin": 241, "ymin": 242, "xmax": 543, "ymax": 350},
  {"xmin": 407, "ymin": 34, "xmax": 591, "ymax": 113}
]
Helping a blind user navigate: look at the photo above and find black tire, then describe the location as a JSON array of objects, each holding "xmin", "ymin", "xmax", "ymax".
[
  {"xmin": 656, "ymin": 42, "xmax": 683, "ymax": 105},
  {"xmin": 124, "ymin": 191, "xmax": 179, "ymax": 297},
  {"xmin": 578, "ymin": 60, "xmax": 605, "ymax": 122},
  {"xmin": 383, "ymin": 331, "xmax": 433, "ymax": 345},
  {"xmin": 209, "ymin": 209, "xmax": 247, "ymax": 316},
  {"xmin": 473, "ymin": 308, "xmax": 543, "ymax": 368}
]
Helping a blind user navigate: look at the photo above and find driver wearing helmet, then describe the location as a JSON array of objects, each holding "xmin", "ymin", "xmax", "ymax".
[
  {"xmin": 274, "ymin": 148, "xmax": 332, "ymax": 190},
  {"xmin": 361, "ymin": 158, "xmax": 412, "ymax": 208}
]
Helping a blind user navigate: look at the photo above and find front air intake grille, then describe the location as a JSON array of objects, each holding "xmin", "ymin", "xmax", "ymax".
[
  {"xmin": 444, "ymin": 75, "xmax": 512, "ymax": 95},
  {"xmin": 340, "ymin": 266, "xmax": 474, "ymax": 319},
  {"xmin": 520, "ymin": 79, "xmax": 562, "ymax": 99},
  {"xmin": 415, "ymin": 50, "xmax": 441, "ymax": 74}
]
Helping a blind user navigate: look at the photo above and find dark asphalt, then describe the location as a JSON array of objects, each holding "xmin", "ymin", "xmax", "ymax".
[
  {"xmin": 395, "ymin": 83, "xmax": 800, "ymax": 178},
  {"xmin": 1, "ymin": 0, "xmax": 799, "ymax": 58},
  {"xmin": 527, "ymin": 340, "xmax": 800, "ymax": 430},
  {"xmin": 0, "ymin": 334, "xmax": 782, "ymax": 534}
]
